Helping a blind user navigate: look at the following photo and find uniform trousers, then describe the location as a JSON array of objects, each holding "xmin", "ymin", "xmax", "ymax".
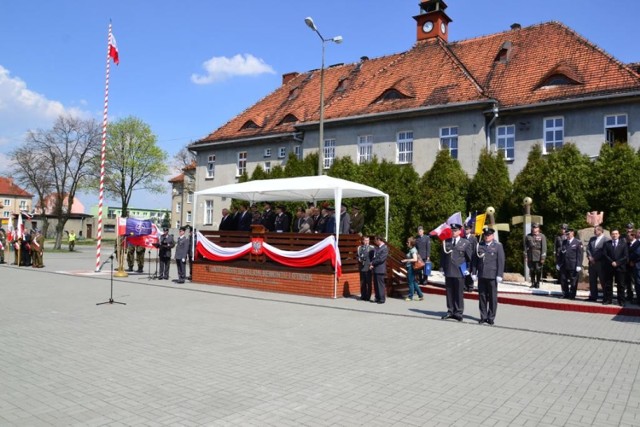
[
  {"xmin": 359, "ymin": 270, "xmax": 373, "ymax": 301},
  {"xmin": 445, "ymin": 276, "xmax": 464, "ymax": 317},
  {"xmin": 561, "ymin": 269, "xmax": 579, "ymax": 298},
  {"xmin": 176, "ymin": 258, "xmax": 186, "ymax": 281},
  {"xmin": 478, "ymin": 278, "xmax": 498, "ymax": 322},
  {"xmin": 528, "ymin": 261, "xmax": 543, "ymax": 286},
  {"xmin": 159, "ymin": 257, "xmax": 171, "ymax": 279},
  {"xmin": 374, "ymin": 273, "xmax": 386, "ymax": 303}
]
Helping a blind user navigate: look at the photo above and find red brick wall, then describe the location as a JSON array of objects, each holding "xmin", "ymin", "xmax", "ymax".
[{"xmin": 193, "ymin": 263, "xmax": 360, "ymax": 298}]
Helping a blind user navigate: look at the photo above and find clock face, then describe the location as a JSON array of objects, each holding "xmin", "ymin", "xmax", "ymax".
[
  {"xmin": 422, "ymin": 21, "xmax": 434, "ymax": 33},
  {"xmin": 440, "ymin": 22, "xmax": 447, "ymax": 34}
]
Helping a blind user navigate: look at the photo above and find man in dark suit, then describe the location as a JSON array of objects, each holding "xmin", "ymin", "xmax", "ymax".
[
  {"xmin": 440, "ymin": 224, "xmax": 473, "ymax": 321},
  {"xmin": 586, "ymin": 225, "xmax": 609, "ymax": 301},
  {"xmin": 261, "ymin": 202, "xmax": 276, "ymax": 232},
  {"xmin": 292, "ymin": 207, "xmax": 305, "ymax": 233},
  {"xmin": 603, "ymin": 228, "xmax": 628, "ymax": 306},
  {"xmin": 625, "ymin": 224, "xmax": 639, "ymax": 302},
  {"xmin": 473, "ymin": 228, "xmax": 505, "ymax": 325},
  {"xmin": 370, "ymin": 235, "xmax": 388, "ymax": 304},
  {"xmin": 236, "ymin": 203, "xmax": 252, "ymax": 232},
  {"xmin": 274, "ymin": 205, "xmax": 291, "ymax": 232},
  {"xmin": 558, "ymin": 227, "xmax": 583, "ymax": 300},
  {"xmin": 219, "ymin": 208, "xmax": 234, "ymax": 231}
]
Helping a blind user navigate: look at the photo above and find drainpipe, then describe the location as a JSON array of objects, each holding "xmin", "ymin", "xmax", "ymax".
[{"xmin": 486, "ymin": 104, "xmax": 499, "ymax": 151}]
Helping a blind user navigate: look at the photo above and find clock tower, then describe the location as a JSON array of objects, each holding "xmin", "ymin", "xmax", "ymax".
[{"xmin": 413, "ymin": 0, "xmax": 452, "ymax": 42}]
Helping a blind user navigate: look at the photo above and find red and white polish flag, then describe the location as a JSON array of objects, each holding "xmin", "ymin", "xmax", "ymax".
[{"xmin": 109, "ymin": 32, "xmax": 119, "ymax": 65}]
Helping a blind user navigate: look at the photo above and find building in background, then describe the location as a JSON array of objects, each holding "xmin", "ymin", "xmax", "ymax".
[
  {"xmin": 0, "ymin": 177, "xmax": 33, "ymax": 228},
  {"xmin": 168, "ymin": 162, "xmax": 196, "ymax": 229},
  {"xmin": 188, "ymin": 0, "xmax": 640, "ymax": 230}
]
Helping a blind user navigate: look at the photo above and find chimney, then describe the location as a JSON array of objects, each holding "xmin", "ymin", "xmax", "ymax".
[
  {"xmin": 282, "ymin": 72, "xmax": 299, "ymax": 85},
  {"xmin": 510, "ymin": 23, "xmax": 521, "ymax": 30}
]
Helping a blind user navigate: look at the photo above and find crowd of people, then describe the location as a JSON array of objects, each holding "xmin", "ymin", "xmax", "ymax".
[
  {"xmin": 0, "ymin": 226, "xmax": 45, "ymax": 268},
  {"xmin": 218, "ymin": 202, "xmax": 365, "ymax": 235}
]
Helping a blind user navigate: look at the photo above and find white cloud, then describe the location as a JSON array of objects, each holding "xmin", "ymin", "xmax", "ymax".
[
  {"xmin": 0, "ymin": 65, "xmax": 87, "ymax": 149},
  {"xmin": 191, "ymin": 53, "xmax": 276, "ymax": 85}
]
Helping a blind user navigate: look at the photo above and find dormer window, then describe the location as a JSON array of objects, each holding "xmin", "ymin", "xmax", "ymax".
[
  {"xmin": 494, "ymin": 41, "xmax": 512, "ymax": 63},
  {"xmin": 536, "ymin": 64, "xmax": 583, "ymax": 89},
  {"xmin": 277, "ymin": 114, "xmax": 298, "ymax": 126},
  {"xmin": 240, "ymin": 120, "xmax": 260, "ymax": 130},
  {"xmin": 374, "ymin": 89, "xmax": 409, "ymax": 103},
  {"xmin": 541, "ymin": 74, "xmax": 579, "ymax": 87},
  {"xmin": 288, "ymin": 87, "xmax": 300, "ymax": 100},
  {"xmin": 336, "ymin": 78, "xmax": 348, "ymax": 93}
]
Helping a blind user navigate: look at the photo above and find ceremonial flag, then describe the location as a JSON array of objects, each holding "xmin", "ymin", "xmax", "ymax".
[
  {"xmin": 125, "ymin": 218, "xmax": 153, "ymax": 236},
  {"xmin": 117, "ymin": 217, "xmax": 127, "ymax": 235},
  {"xmin": 127, "ymin": 224, "xmax": 160, "ymax": 249},
  {"xmin": 109, "ymin": 32, "xmax": 119, "ymax": 65},
  {"xmin": 430, "ymin": 212, "xmax": 462, "ymax": 241},
  {"xmin": 475, "ymin": 213, "xmax": 487, "ymax": 235},
  {"xmin": 463, "ymin": 211, "xmax": 477, "ymax": 236},
  {"xmin": 17, "ymin": 213, "xmax": 23, "ymax": 240},
  {"xmin": 6, "ymin": 221, "xmax": 13, "ymax": 242}
]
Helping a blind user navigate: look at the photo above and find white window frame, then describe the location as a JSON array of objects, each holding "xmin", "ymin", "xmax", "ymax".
[
  {"xmin": 323, "ymin": 138, "xmax": 336, "ymax": 170},
  {"xmin": 357, "ymin": 135, "xmax": 373, "ymax": 164},
  {"xmin": 237, "ymin": 151, "xmax": 247, "ymax": 176},
  {"xmin": 19, "ymin": 200, "xmax": 27, "ymax": 209},
  {"xmin": 264, "ymin": 148, "xmax": 272, "ymax": 158},
  {"xmin": 205, "ymin": 200, "xmax": 214, "ymax": 225},
  {"xmin": 440, "ymin": 127, "xmax": 458, "ymax": 159},
  {"xmin": 186, "ymin": 211, "xmax": 192, "ymax": 223},
  {"xmin": 3, "ymin": 211, "xmax": 9, "ymax": 218},
  {"xmin": 3, "ymin": 199, "xmax": 10, "ymax": 207},
  {"xmin": 206, "ymin": 154, "xmax": 216, "ymax": 179},
  {"xmin": 397, "ymin": 131, "xmax": 413, "ymax": 164},
  {"xmin": 187, "ymin": 192, "xmax": 193, "ymax": 204},
  {"xmin": 605, "ymin": 114, "xmax": 628, "ymax": 144},
  {"xmin": 278, "ymin": 147, "xmax": 286, "ymax": 159},
  {"xmin": 264, "ymin": 161, "xmax": 271, "ymax": 173},
  {"xmin": 543, "ymin": 116, "xmax": 564, "ymax": 153},
  {"xmin": 496, "ymin": 125, "xmax": 515, "ymax": 160},
  {"xmin": 176, "ymin": 202, "xmax": 181, "ymax": 214},
  {"xmin": 294, "ymin": 145, "xmax": 302, "ymax": 160}
]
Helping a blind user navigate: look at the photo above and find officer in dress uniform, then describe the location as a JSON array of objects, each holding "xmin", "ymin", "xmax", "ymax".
[
  {"xmin": 463, "ymin": 223, "xmax": 478, "ymax": 292},
  {"xmin": 155, "ymin": 227, "xmax": 175, "ymax": 280},
  {"xmin": 473, "ymin": 228, "xmax": 505, "ymax": 325},
  {"xmin": 558, "ymin": 227, "xmax": 583, "ymax": 299},
  {"xmin": 31, "ymin": 229, "xmax": 45, "ymax": 268},
  {"xmin": 440, "ymin": 224, "xmax": 473, "ymax": 321},
  {"xmin": 524, "ymin": 222, "xmax": 547, "ymax": 288},
  {"xmin": 357, "ymin": 235, "xmax": 375, "ymax": 301},
  {"xmin": 274, "ymin": 205, "xmax": 291, "ymax": 232}
]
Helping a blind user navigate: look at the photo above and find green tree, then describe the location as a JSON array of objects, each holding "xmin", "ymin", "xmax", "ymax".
[
  {"xmin": 467, "ymin": 148, "xmax": 512, "ymax": 223},
  {"xmin": 100, "ymin": 116, "xmax": 169, "ymax": 218}
]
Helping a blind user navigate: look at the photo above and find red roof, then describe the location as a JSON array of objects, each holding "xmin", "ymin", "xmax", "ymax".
[
  {"xmin": 195, "ymin": 21, "xmax": 640, "ymax": 146},
  {"xmin": 168, "ymin": 173, "xmax": 185, "ymax": 184},
  {"xmin": 0, "ymin": 177, "xmax": 33, "ymax": 197}
]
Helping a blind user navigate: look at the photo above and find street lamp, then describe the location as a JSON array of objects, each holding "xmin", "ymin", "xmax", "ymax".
[{"xmin": 304, "ymin": 17, "xmax": 342, "ymax": 176}]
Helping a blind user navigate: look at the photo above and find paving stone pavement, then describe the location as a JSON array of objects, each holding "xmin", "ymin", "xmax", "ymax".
[{"xmin": 1, "ymin": 247, "xmax": 640, "ymax": 426}]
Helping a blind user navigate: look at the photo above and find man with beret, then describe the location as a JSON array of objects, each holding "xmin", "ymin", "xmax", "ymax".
[
  {"xmin": 274, "ymin": 205, "xmax": 291, "ymax": 232},
  {"xmin": 156, "ymin": 227, "xmax": 175, "ymax": 280},
  {"xmin": 558, "ymin": 227, "xmax": 583, "ymax": 299},
  {"xmin": 350, "ymin": 205, "xmax": 364, "ymax": 234},
  {"xmin": 525, "ymin": 222, "xmax": 547, "ymax": 289},
  {"xmin": 440, "ymin": 223, "xmax": 473, "ymax": 321},
  {"xmin": 473, "ymin": 228, "xmax": 504, "ymax": 325}
]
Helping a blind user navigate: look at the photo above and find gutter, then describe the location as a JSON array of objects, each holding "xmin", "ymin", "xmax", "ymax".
[
  {"xmin": 485, "ymin": 104, "xmax": 499, "ymax": 150},
  {"xmin": 497, "ymin": 90, "xmax": 640, "ymax": 114},
  {"xmin": 189, "ymin": 132, "xmax": 298, "ymax": 150}
]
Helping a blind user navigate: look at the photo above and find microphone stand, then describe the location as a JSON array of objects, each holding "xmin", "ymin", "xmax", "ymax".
[{"xmin": 97, "ymin": 254, "xmax": 126, "ymax": 305}]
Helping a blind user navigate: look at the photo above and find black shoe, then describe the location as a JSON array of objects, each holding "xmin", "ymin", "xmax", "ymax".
[
  {"xmin": 454, "ymin": 315, "xmax": 463, "ymax": 322},
  {"xmin": 478, "ymin": 319, "xmax": 486, "ymax": 324},
  {"xmin": 376, "ymin": 301, "xmax": 385, "ymax": 304},
  {"xmin": 587, "ymin": 297, "xmax": 597, "ymax": 302},
  {"xmin": 487, "ymin": 320, "xmax": 494, "ymax": 325},
  {"xmin": 441, "ymin": 314, "xmax": 454, "ymax": 320},
  {"xmin": 127, "ymin": 268, "xmax": 133, "ymax": 272},
  {"xmin": 137, "ymin": 269, "xmax": 144, "ymax": 273},
  {"xmin": 177, "ymin": 280, "xmax": 185, "ymax": 284},
  {"xmin": 603, "ymin": 300, "xmax": 611, "ymax": 305}
]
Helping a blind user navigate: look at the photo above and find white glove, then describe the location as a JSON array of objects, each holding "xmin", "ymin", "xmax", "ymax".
[
  {"xmin": 181, "ymin": 258, "xmax": 186, "ymax": 263},
  {"xmin": 556, "ymin": 265, "xmax": 560, "ymax": 271},
  {"xmin": 496, "ymin": 276, "xmax": 503, "ymax": 283},
  {"xmin": 576, "ymin": 266, "xmax": 582, "ymax": 272},
  {"xmin": 471, "ymin": 275, "xmax": 478, "ymax": 282},
  {"xmin": 463, "ymin": 270, "xmax": 470, "ymax": 276}
]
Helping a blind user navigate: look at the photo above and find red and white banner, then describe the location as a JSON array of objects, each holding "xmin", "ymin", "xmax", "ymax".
[
  {"xmin": 109, "ymin": 32, "xmax": 119, "ymax": 65},
  {"xmin": 195, "ymin": 231, "xmax": 342, "ymax": 276},
  {"xmin": 430, "ymin": 212, "xmax": 462, "ymax": 241},
  {"xmin": 127, "ymin": 224, "xmax": 160, "ymax": 249}
]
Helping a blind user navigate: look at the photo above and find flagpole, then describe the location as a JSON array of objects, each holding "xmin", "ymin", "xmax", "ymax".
[{"xmin": 95, "ymin": 23, "xmax": 114, "ymax": 272}]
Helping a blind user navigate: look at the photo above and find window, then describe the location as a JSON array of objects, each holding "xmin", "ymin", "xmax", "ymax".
[
  {"xmin": 3, "ymin": 211, "xmax": 10, "ymax": 218},
  {"xmin": 19, "ymin": 201, "xmax": 26, "ymax": 209},
  {"xmin": 605, "ymin": 114, "xmax": 628, "ymax": 145},
  {"xmin": 496, "ymin": 125, "xmax": 515, "ymax": 160},
  {"xmin": 240, "ymin": 120, "xmax": 259, "ymax": 130},
  {"xmin": 3, "ymin": 199, "xmax": 10, "ymax": 207},
  {"xmin": 278, "ymin": 147, "xmax": 286, "ymax": 158},
  {"xmin": 264, "ymin": 148, "xmax": 271, "ymax": 158},
  {"xmin": 176, "ymin": 202, "xmax": 181, "ymax": 214},
  {"xmin": 294, "ymin": 145, "xmax": 302, "ymax": 160},
  {"xmin": 104, "ymin": 224, "xmax": 115, "ymax": 233},
  {"xmin": 206, "ymin": 154, "xmax": 215, "ymax": 178},
  {"xmin": 107, "ymin": 209, "xmax": 116, "ymax": 219},
  {"xmin": 175, "ymin": 220, "xmax": 181, "ymax": 228},
  {"xmin": 237, "ymin": 152, "xmax": 247, "ymax": 176},
  {"xmin": 440, "ymin": 127, "xmax": 458, "ymax": 159},
  {"xmin": 397, "ymin": 131, "xmax": 413, "ymax": 164},
  {"xmin": 323, "ymin": 139, "xmax": 336, "ymax": 169},
  {"xmin": 205, "ymin": 200, "xmax": 214, "ymax": 225},
  {"xmin": 357, "ymin": 135, "xmax": 373, "ymax": 164},
  {"xmin": 544, "ymin": 117, "xmax": 564, "ymax": 152},
  {"xmin": 187, "ymin": 192, "xmax": 193, "ymax": 204},
  {"xmin": 264, "ymin": 161, "xmax": 271, "ymax": 173},
  {"xmin": 186, "ymin": 211, "xmax": 192, "ymax": 223}
]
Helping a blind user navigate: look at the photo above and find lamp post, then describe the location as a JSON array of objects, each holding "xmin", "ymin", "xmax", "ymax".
[{"xmin": 304, "ymin": 17, "xmax": 342, "ymax": 176}]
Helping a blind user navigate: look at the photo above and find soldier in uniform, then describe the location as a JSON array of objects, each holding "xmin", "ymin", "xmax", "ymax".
[
  {"xmin": 554, "ymin": 224, "xmax": 568, "ymax": 284},
  {"xmin": 625, "ymin": 224, "xmax": 639, "ymax": 302},
  {"xmin": 440, "ymin": 224, "xmax": 473, "ymax": 321},
  {"xmin": 155, "ymin": 227, "xmax": 175, "ymax": 280},
  {"xmin": 260, "ymin": 202, "xmax": 276, "ymax": 232},
  {"xmin": 558, "ymin": 227, "xmax": 583, "ymax": 299},
  {"xmin": 174, "ymin": 226, "xmax": 189, "ymax": 284},
  {"xmin": 463, "ymin": 223, "xmax": 478, "ymax": 291},
  {"xmin": 524, "ymin": 222, "xmax": 547, "ymax": 288},
  {"xmin": 31, "ymin": 229, "xmax": 45, "ymax": 268},
  {"xmin": 126, "ymin": 240, "xmax": 146, "ymax": 273},
  {"xmin": 357, "ymin": 235, "xmax": 375, "ymax": 301},
  {"xmin": 350, "ymin": 205, "xmax": 364, "ymax": 235},
  {"xmin": 0, "ymin": 226, "xmax": 6, "ymax": 264},
  {"xmin": 370, "ymin": 235, "xmax": 388, "ymax": 304},
  {"xmin": 314, "ymin": 207, "xmax": 329, "ymax": 233},
  {"xmin": 473, "ymin": 228, "xmax": 505, "ymax": 325},
  {"xmin": 274, "ymin": 205, "xmax": 291, "ymax": 232}
]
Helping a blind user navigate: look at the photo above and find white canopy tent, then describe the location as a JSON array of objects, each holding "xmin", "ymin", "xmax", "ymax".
[{"xmin": 193, "ymin": 175, "xmax": 390, "ymax": 243}]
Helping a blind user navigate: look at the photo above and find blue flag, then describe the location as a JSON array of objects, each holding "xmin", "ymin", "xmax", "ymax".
[{"xmin": 125, "ymin": 218, "xmax": 153, "ymax": 236}]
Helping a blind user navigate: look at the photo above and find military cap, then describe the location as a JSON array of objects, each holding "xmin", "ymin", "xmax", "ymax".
[
  {"xmin": 531, "ymin": 222, "xmax": 540, "ymax": 228},
  {"xmin": 450, "ymin": 223, "xmax": 462, "ymax": 230},
  {"xmin": 483, "ymin": 228, "xmax": 496, "ymax": 235}
]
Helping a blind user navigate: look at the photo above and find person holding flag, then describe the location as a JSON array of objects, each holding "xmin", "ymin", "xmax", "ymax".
[{"xmin": 0, "ymin": 226, "xmax": 6, "ymax": 264}]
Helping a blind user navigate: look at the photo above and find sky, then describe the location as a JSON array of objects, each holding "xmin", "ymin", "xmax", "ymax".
[{"xmin": 1, "ymin": 0, "xmax": 639, "ymax": 211}]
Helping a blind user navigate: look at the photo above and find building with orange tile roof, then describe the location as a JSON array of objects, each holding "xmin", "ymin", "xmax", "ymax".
[
  {"xmin": 0, "ymin": 176, "xmax": 33, "ymax": 228},
  {"xmin": 189, "ymin": 0, "xmax": 640, "ymax": 229}
]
